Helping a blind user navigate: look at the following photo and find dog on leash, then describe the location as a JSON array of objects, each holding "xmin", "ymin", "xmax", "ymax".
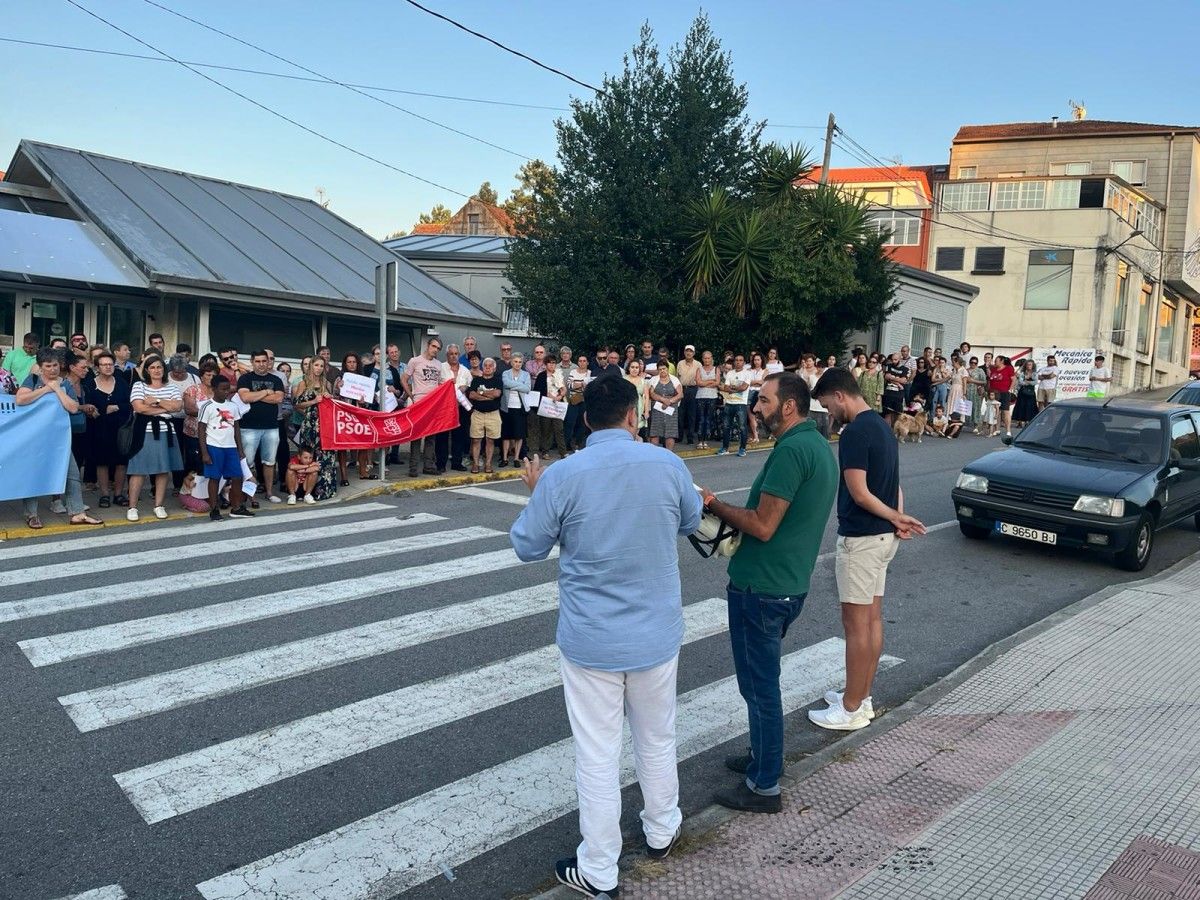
[{"xmin": 893, "ymin": 411, "xmax": 927, "ymax": 443}]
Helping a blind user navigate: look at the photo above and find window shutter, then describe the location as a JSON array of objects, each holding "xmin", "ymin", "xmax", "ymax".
[
  {"xmin": 973, "ymin": 247, "xmax": 1005, "ymax": 273},
  {"xmin": 935, "ymin": 247, "xmax": 965, "ymax": 271}
]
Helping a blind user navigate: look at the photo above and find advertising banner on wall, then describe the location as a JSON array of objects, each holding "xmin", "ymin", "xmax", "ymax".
[{"xmin": 1031, "ymin": 347, "xmax": 1096, "ymax": 398}]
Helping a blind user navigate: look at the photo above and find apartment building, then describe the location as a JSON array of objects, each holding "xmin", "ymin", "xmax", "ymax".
[{"xmin": 926, "ymin": 118, "xmax": 1200, "ymax": 390}]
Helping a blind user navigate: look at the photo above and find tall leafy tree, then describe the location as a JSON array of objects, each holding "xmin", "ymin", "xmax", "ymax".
[
  {"xmin": 416, "ymin": 203, "xmax": 453, "ymax": 226},
  {"xmin": 508, "ymin": 15, "xmax": 761, "ymax": 352},
  {"xmin": 475, "ymin": 181, "xmax": 499, "ymax": 205},
  {"xmin": 503, "ymin": 159, "xmax": 558, "ymax": 236}
]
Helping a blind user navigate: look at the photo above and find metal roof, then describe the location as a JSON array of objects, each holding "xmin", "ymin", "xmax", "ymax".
[
  {"xmin": 385, "ymin": 234, "xmax": 512, "ymax": 259},
  {"xmin": 8, "ymin": 141, "xmax": 497, "ymax": 325},
  {"xmin": 0, "ymin": 207, "xmax": 147, "ymax": 290}
]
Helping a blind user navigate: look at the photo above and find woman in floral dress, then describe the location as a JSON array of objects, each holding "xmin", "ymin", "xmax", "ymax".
[{"xmin": 293, "ymin": 357, "xmax": 339, "ymax": 501}]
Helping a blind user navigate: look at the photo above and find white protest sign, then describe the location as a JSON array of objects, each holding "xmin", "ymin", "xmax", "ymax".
[
  {"xmin": 537, "ymin": 397, "xmax": 567, "ymax": 420},
  {"xmin": 338, "ymin": 371, "xmax": 376, "ymax": 403},
  {"xmin": 1031, "ymin": 347, "xmax": 1095, "ymax": 398}
]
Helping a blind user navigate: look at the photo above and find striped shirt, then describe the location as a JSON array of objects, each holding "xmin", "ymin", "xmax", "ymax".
[{"xmin": 131, "ymin": 381, "xmax": 183, "ymax": 424}]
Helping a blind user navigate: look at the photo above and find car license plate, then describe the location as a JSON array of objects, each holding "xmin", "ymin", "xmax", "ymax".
[{"xmin": 996, "ymin": 522, "xmax": 1057, "ymax": 545}]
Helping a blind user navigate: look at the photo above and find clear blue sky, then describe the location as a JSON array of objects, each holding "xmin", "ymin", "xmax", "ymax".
[{"xmin": 4, "ymin": 0, "xmax": 1198, "ymax": 239}]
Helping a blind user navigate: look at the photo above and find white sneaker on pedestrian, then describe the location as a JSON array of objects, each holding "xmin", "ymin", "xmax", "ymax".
[
  {"xmin": 822, "ymin": 691, "xmax": 875, "ymax": 720},
  {"xmin": 808, "ymin": 696, "xmax": 871, "ymax": 731},
  {"xmin": 268, "ymin": 494, "xmax": 282, "ymax": 503},
  {"xmin": 127, "ymin": 508, "xmax": 139, "ymax": 522},
  {"xmin": 49, "ymin": 499, "xmax": 67, "ymax": 515},
  {"xmin": 303, "ymin": 494, "xmax": 316, "ymax": 504},
  {"xmin": 287, "ymin": 494, "xmax": 297, "ymax": 506},
  {"xmin": 153, "ymin": 506, "xmax": 168, "ymax": 520}
]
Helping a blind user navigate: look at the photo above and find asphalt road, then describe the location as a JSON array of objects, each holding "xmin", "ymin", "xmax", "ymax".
[{"xmin": 2, "ymin": 432, "xmax": 1198, "ymax": 900}]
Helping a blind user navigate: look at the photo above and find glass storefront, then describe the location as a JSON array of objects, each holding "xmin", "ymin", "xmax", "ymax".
[
  {"xmin": 209, "ymin": 306, "xmax": 317, "ymax": 360},
  {"xmin": 28, "ymin": 297, "xmax": 84, "ymax": 347}
]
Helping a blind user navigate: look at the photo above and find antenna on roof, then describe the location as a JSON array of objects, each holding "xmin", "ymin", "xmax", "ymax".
[{"xmin": 1069, "ymin": 100, "xmax": 1087, "ymax": 121}]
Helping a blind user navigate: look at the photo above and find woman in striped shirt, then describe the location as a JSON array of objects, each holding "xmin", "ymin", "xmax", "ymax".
[{"xmin": 126, "ymin": 354, "xmax": 184, "ymax": 522}]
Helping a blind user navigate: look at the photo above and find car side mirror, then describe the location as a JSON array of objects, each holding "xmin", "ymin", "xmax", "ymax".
[
  {"xmin": 1001, "ymin": 434, "xmax": 1014, "ymax": 446},
  {"xmin": 1176, "ymin": 457, "xmax": 1200, "ymax": 472}
]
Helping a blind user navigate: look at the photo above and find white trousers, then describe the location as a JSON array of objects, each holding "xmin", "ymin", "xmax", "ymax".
[{"xmin": 559, "ymin": 653, "xmax": 682, "ymax": 891}]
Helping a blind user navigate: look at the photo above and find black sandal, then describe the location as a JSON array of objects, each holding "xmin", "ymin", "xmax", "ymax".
[{"xmin": 98, "ymin": 495, "xmax": 112, "ymax": 508}]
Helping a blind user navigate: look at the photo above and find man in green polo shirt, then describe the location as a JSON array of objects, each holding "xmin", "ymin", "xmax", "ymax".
[
  {"xmin": 6, "ymin": 332, "xmax": 40, "ymax": 384},
  {"xmin": 699, "ymin": 371, "xmax": 837, "ymax": 813}
]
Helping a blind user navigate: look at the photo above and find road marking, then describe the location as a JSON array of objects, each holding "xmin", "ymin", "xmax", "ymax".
[
  {"xmin": 117, "ymin": 598, "xmax": 728, "ymax": 824},
  {"xmin": 1, "ymin": 514, "xmax": 445, "ymax": 587},
  {"xmin": 0, "ymin": 523, "xmax": 498, "ymax": 625},
  {"xmin": 0, "ymin": 502, "xmax": 397, "ymax": 561},
  {"xmin": 449, "ymin": 485, "xmax": 529, "ymax": 506},
  {"xmin": 60, "ymin": 563, "xmax": 559, "ymax": 732},
  {"xmin": 21, "ymin": 532, "xmax": 520, "ymax": 667},
  {"xmin": 52, "ymin": 887, "xmax": 127, "ymax": 900},
  {"xmin": 196, "ymin": 640, "xmax": 902, "ymax": 899}
]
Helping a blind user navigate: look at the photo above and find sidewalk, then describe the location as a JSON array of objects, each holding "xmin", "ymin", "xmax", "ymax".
[{"xmin": 602, "ymin": 550, "xmax": 1200, "ymax": 900}]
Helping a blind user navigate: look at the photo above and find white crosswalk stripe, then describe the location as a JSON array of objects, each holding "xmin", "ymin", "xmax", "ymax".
[
  {"xmin": 449, "ymin": 485, "xmax": 529, "ymax": 506},
  {"xmin": 5, "ymin": 502, "xmax": 396, "ymax": 561},
  {"xmin": 51, "ymin": 887, "xmax": 127, "ymax": 900},
  {"xmin": 1, "ymin": 513, "xmax": 444, "ymax": 587},
  {"xmin": 116, "ymin": 598, "xmax": 729, "ymax": 824},
  {"xmin": 0, "ymin": 521, "xmax": 494, "ymax": 625},
  {"xmin": 59, "ymin": 555, "xmax": 559, "ymax": 731},
  {"xmin": 196, "ymin": 641, "xmax": 903, "ymax": 899}
]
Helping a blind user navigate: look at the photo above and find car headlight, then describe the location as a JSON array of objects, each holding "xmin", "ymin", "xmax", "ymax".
[
  {"xmin": 956, "ymin": 472, "xmax": 989, "ymax": 493},
  {"xmin": 1073, "ymin": 495, "xmax": 1126, "ymax": 517}
]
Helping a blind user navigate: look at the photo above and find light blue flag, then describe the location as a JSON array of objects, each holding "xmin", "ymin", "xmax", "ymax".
[{"xmin": 0, "ymin": 394, "xmax": 70, "ymax": 502}]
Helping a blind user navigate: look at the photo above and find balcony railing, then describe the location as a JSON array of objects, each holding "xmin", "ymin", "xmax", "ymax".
[{"xmin": 940, "ymin": 176, "xmax": 1161, "ymax": 246}]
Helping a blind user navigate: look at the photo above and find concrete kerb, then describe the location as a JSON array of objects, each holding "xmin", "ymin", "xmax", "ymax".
[{"xmin": 529, "ymin": 547, "xmax": 1200, "ymax": 900}]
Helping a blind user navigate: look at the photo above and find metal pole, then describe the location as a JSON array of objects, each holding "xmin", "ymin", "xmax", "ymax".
[
  {"xmin": 819, "ymin": 113, "xmax": 835, "ymax": 185},
  {"xmin": 1144, "ymin": 132, "xmax": 1175, "ymax": 390},
  {"xmin": 375, "ymin": 263, "xmax": 388, "ymax": 479}
]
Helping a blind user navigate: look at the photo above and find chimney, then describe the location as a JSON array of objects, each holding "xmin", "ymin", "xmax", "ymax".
[{"xmin": 1051, "ymin": 116, "xmax": 1059, "ymax": 128}]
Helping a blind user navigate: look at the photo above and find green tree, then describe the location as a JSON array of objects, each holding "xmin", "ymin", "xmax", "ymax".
[
  {"xmin": 503, "ymin": 159, "xmax": 558, "ymax": 236},
  {"xmin": 507, "ymin": 14, "xmax": 761, "ymax": 351},
  {"xmin": 417, "ymin": 203, "xmax": 453, "ymax": 226},
  {"xmin": 383, "ymin": 228, "xmax": 408, "ymax": 240},
  {"xmin": 475, "ymin": 181, "xmax": 499, "ymax": 205}
]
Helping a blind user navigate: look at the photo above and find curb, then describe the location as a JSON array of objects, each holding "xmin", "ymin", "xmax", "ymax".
[{"xmin": 530, "ymin": 547, "xmax": 1200, "ymax": 899}]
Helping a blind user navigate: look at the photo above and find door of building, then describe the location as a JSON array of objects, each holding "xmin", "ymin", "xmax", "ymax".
[
  {"xmin": 94, "ymin": 303, "xmax": 147, "ymax": 352},
  {"xmin": 29, "ymin": 297, "xmax": 85, "ymax": 347}
]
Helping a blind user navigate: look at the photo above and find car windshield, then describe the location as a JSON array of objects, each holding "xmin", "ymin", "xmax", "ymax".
[
  {"xmin": 1015, "ymin": 406, "xmax": 1163, "ymax": 464},
  {"xmin": 1168, "ymin": 384, "xmax": 1200, "ymax": 406}
]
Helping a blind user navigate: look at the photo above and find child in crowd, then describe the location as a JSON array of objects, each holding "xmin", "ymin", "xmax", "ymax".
[
  {"xmin": 905, "ymin": 394, "xmax": 926, "ymax": 416},
  {"xmin": 930, "ymin": 404, "xmax": 949, "ymax": 437},
  {"xmin": 980, "ymin": 391, "xmax": 1001, "ymax": 437},
  {"xmin": 945, "ymin": 412, "xmax": 965, "ymax": 439},
  {"xmin": 198, "ymin": 374, "xmax": 251, "ymax": 521},
  {"xmin": 286, "ymin": 449, "xmax": 320, "ymax": 505},
  {"xmin": 178, "ymin": 472, "xmax": 209, "ymax": 513}
]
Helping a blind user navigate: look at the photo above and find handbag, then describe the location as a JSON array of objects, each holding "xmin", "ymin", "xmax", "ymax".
[{"xmin": 116, "ymin": 411, "xmax": 138, "ymax": 457}]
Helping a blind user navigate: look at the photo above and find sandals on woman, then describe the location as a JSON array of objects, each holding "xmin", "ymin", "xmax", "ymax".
[
  {"xmin": 70, "ymin": 513, "xmax": 103, "ymax": 526},
  {"xmin": 26, "ymin": 515, "xmax": 43, "ymax": 530}
]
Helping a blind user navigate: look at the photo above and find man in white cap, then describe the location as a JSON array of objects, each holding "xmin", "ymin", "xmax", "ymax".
[{"xmin": 677, "ymin": 344, "xmax": 701, "ymax": 445}]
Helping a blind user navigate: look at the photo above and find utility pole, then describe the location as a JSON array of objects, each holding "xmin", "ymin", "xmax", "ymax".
[
  {"xmin": 375, "ymin": 259, "xmax": 396, "ymax": 478},
  {"xmin": 819, "ymin": 113, "xmax": 835, "ymax": 185}
]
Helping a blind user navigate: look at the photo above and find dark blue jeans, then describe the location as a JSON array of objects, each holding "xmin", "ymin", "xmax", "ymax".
[
  {"xmin": 727, "ymin": 582, "xmax": 806, "ymax": 793},
  {"xmin": 696, "ymin": 398, "xmax": 717, "ymax": 441},
  {"xmin": 721, "ymin": 404, "xmax": 748, "ymax": 452}
]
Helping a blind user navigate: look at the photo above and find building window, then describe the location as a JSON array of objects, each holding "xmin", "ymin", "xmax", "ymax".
[
  {"xmin": 935, "ymin": 247, "xmax": 965, "ymax": 271},
  {"xmin": 0, "ymin": 290, "xmax": 14, "ymax": 349},
  {"xmin": 1157, "ymin": 299, "xmax": 1178, "ymax": 362},
  {"xmin": 941, "ymin": 182, "xmax": 990, "ymax": 211},
  {"xmin": 957, "ymin": 166, "xmax": 977, "ymax": 179},
  {"xmin": 1112, "ymin": 261, "xmax": 1130, "ymax": 346},
  {"xmin": 911, "ymin": 318, "xmax": 944, "ymax": 356},
  {"xmin": 1023, "ymin": 249, "xmax": 1074, "ymax": 309},
  {"xmin": 467, "ymin": 213, "xmax": 481, "ymax": 236},
  {"xmin": 503, "ymin": 298, "xmax": 529, "ymax": 334},
  {"xmin": 995, "ymin": 180, "xmax": 1046, "ymax": 210},
  {"xmin": 1050, "ymin": 162, "xmax": 1092, "ymax": 176},
  {"xmin": 861, "ymin": 188, "xmax": 893, "ymax": 205},
  {"xmin": 973, "ymin": 247, "xmax": 1005, "ymax": 274},
  {"xmin": 1048, "ymin": 179, "xmax": 1081, "ymax": 209},
  {"xmin": 1111, "ymin": 160, "xmax": 1147, "ymax": 186},
  {"xmin": 867, "ymin": 209, "xmax": 920, "ymax": 245},
  {"xmin": 210, "ymin": 306, "xmax": 317, "ymax": 359},
  {"xmin": 1136, "ymin": 283, "xmax": 1153, "ymax": 354}
]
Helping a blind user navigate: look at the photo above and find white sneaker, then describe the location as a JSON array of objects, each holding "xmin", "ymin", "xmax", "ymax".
[
  {"xmin": 303, "ymin": 494, "xmax": 316, "ymax": 504},
  {"xmin": 823, "ymin": 691, "xmax": 875, "ymax": 720},
  {"xmin": 153, "ymin": 506, "xmax": 168, "ymax": 520},
  {"xmin": 287, "ymin": 494, "xmax": 297, "ymax": 506},
  {"xmin": 127, "ymin": 508, "xmax": 139, "ymax": 522},
  {"xmin": 49, "ymin": 499, "xmax": 67, "ymax": 515},
  {"xmin": 268, "ymin": 495, "xmax": 282, "ymax": 504},
  {"xmin": 808, "ymin": 696, "xmax": 872, "ymax": 731}
]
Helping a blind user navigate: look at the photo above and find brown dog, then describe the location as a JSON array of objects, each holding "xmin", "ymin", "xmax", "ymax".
[{"xmin": 893, "ymin": 412, "xmax": 927, "ymax": 443}]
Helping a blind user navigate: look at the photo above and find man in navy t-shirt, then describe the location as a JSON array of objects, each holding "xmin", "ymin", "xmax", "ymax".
[{"xmin": 810, "ymin": 367, "xmax": 925, "ymax": 731}]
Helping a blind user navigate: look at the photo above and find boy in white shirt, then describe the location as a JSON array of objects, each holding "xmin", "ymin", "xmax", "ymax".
[
  {"xmin": 1036, "ymin": 354, "xmax": 1060, "ymax": 409},
  {"xmin": 1087, "ymin": 354, "xmax": 1112, "ymax": 398},
  {"xmin": 197, "ymin": 375, "xmax": 250, "ymax": 521}
]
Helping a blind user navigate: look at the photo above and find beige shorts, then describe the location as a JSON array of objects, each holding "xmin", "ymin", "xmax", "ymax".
[
  {"xmin": 1036, "ymin": 387, "xmax": 1056, "ymax": 404},
  {"xmin": 835, "ymin": 533, "xmax": 899, "ymax": 605},
  {"xmin": 470, "ymin": 410, "xmax": 501, "ymax": 439}
]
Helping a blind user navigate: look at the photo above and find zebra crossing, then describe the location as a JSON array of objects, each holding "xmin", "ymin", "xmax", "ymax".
[{"xmin": 1, "ymin": 497, "xmax": 903, "ymax": 899}]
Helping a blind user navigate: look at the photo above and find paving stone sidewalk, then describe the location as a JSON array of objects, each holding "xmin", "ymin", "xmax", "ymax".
[{"xmin": 614, "ymin": 552, "xmax": 1200, "ymax": 899}]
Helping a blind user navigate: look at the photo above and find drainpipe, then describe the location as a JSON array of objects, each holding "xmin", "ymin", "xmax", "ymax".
[{"xmin": 1144, "ymin": 132, "xmax": 1175, "ymax": 388}]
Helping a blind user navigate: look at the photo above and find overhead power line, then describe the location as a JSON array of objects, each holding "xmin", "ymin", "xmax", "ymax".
[
  {"xmin": 63, "ymin": 0, "xmax": 470, "ymax": 197},
  {"xmin": 0, "ymin": 37, "xmax": 570, "ymax": 111},
  {"xmin": 141, "ymin": 0, "xmax": 530, "ymax": 159},
  {"xmin": 402, "ymin": 0, "xmax": 607, "ymax": 96}
]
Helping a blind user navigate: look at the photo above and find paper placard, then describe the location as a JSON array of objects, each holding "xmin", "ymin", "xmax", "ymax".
[
  {"xmin": 654, "ymin": 402, "xmax": 675, "ymax": 416},
  {"xmin": 524, "ymin": 390, "xmax": 541, "ymax": 412},
  {"xmin": 537, "ymin": 397, "xmax": 568, "ymax": 420},
  {"xmin": 953, "ymin": 398, "xmax": 973, "ymax": 418},
  {"xmin": 645, "ymin": 363, "xmax": 658, "ymax": 374},
  {"xmin": 339, "ymin": 371, "xmax": 376, "ymax": 403},
  {"xmin": 383, "ymin": 390, "xmax": 399, "ymax": 413},
  {"xmin": 456, "ymin": 388, "xmax": 473, "ymax": 411}
]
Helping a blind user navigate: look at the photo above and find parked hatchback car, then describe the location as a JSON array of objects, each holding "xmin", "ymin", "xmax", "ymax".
[
  {"xmin": 1167, "ymin": 381, "xmax": 1200, "ymax": 406},
  {"xmin": 952, "ymin": 399, "xmax": 1200, "ymax": 570}
]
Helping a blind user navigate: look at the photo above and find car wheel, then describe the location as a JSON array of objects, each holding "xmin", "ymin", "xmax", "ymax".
[
  {"xmin": 959, "ymin": 521, "xmax": 991, "ymax": 540},
  {"xmin": 1114, "ymin": 512, "xmax": 1154, "ymax": 572}
]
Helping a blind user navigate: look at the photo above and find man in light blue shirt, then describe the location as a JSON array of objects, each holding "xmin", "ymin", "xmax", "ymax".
[{"xmin": 511, "ymin": 376, "xmax": 702, "ymax": 898}]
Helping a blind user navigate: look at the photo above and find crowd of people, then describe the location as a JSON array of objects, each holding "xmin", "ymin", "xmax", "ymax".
[{"xmin": 2, "ymin": 329, "xmax": 1110, "ymax": 530}]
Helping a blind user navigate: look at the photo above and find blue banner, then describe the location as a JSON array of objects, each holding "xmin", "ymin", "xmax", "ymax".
[{"xmin": 0, "ymin": 395, "xmax": 70, "ymax": 502}]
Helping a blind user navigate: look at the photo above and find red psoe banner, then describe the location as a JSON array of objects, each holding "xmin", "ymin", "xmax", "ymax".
[{"xmin": 317, "ymin": 380, "xmax": 460, "ymax": 450}]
